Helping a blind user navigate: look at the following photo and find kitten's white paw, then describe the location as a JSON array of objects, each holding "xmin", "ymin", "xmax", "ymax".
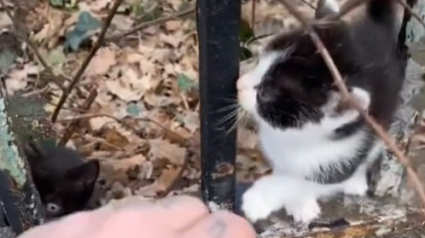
[
  {"xmin": 343, "ymin": 176, "xmax": 368, "ymax": 196},
  {"xmin": 241, "ymin": 186, "xmax": 274, "ymax": 222},
  {"xmin": 286, "ymin": 199, "xmax": 321, "ymax": 223}
]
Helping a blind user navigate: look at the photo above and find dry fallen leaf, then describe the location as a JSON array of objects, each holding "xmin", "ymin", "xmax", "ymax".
[
  {"xmin": 85, "ymin": 47, "xmax": 117, "ymax": 76},
  {"xmin": 89, "ymin": 116, "xmax": 116, "ymax": 131},
  {"xmin": 33, "ymin": 7, "xmax": 65, "ymax": 48},
  {"xmin": 136, "ymin": 167, "xmax": 181, "ymax": 196},
  {"xmin": 165, "ymin": 20, "xmax": 182, "ymax": 31},
  {"xmin": 237, "ymin": 127, "xmax": 258, "ymax": 150},
  {"xmin": 102, "ymin": 129, "xmax": 130, "ymax": 149},
  {"xmin": 110, "ymin": 154, "xmax": 147, "ymax": 171},
  {"xmin": 181, "ymin": 111, "xmax": 199, "ymax": 134},
  {"xmin": 149, "ymin": 138, "xmax": 187, "ymax": 165}
]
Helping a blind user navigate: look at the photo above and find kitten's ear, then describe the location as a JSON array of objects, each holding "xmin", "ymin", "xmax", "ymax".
[
  {"xmin": 315, "ymin": 0, "xmax": 340, "ymax": 19},
  {"xmin": 23, "ymin": 140, "xmax": 47, "ymax": 163},
  {"xmin": 65, "ymin": 160, "xmax": 100, "ymax": 190},
  {"xmin": 349, "ymin": 87, "xmax": 371, "ymax": 111}
]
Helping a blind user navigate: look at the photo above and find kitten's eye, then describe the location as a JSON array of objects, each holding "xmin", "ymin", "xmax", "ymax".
[{"xmin": 46, "ymin": 203, "xmax": 61, "ymax": 214}]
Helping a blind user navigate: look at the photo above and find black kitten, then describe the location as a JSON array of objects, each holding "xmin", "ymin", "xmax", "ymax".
[
  {"xmin": 238, "ymin": 0, "xmax": 408, "ymax": 224},
  {"xmin": 24, "ymin": 142, "xmax": 100, "ymax": 219}
]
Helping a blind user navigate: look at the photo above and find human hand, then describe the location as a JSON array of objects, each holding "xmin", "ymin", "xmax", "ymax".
[{"xmin": 18, "ymin": 195, "xmax": 256, "ymax": 238}]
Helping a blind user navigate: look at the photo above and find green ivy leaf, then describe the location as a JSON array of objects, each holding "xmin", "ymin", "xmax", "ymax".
[
  {"xmin": 126, "ymin": 102, "xmax": 143, "ymax": 117},
  {"xmin": 65, "ymin": 11, "xmax": 102, "ymax": 51},
  {"xmin": 239, "ymin": 19, "xmax": 254, "ymax": 44},
  {"xmin": 46, "ymin": 46, "xmax": 66, "ymax": 74},
  {"xmin": 177, "ymin": 73, "xmax": 195, "ymax": 92},
  {"xmin": 49, "ymin": 0, "xmax": 64, "ymax": 7},
  {"xmin": 133, "ymin": 2, "xmax": 163, "ymax": 24}
]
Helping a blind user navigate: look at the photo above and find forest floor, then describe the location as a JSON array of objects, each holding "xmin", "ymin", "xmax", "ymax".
[
  {"xmin": 0, "ymin": 0, "xmax": 317, "ymax": 206},
  {"xmin": 1, "ymin": 0, "xmax": 425, "ymax": 237}
]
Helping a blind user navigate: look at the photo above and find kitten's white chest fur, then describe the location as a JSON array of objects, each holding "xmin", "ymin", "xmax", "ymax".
[
  {"xmin": 258, "ymin": 119, "xmax": 365, "ymax": 178},
  {"xmin": 241, "ymin": 114, "xmax": 380, "ymax": 224}
]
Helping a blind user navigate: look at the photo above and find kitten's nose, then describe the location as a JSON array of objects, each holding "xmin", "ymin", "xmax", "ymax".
[{"xmin": 237, "ymin": 73, "xmax": 250, "ymax": 91}]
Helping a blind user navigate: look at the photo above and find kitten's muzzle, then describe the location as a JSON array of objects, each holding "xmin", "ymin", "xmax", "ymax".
[
  {"xmin": 236, "ymin": 73, "xmax": 252, "ymax": 91},
  {"xmin": 236, "ymin": 74, "xmax": 257, "ymax": 112}
]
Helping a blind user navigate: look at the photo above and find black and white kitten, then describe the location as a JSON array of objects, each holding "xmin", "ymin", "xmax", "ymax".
[
  {"xmin": 238, "ymin": 0, "xmax": 408, "ymax": 224},
  {"xmin": 24, "ymin": 142, "xmax": 100, "ymax": 219}
]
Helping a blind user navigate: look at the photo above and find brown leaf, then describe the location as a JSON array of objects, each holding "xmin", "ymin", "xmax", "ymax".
[
  {"xmin": 237, "ymin": 127, "xmax": 258, "ymax": 150},
  {"xmin": 136, "ymin": 166, "xmax": 181, "ymax": 196},
  {"xmin": 157, "ymin": 167, "xmax": 181, "ymax": 191},
  {"xmin": 85, "ymin": 47, "xmax": 117, "ymax": 76},
  {"xmin": 112, "ymin": 154, "xmax": 147, "ymax": 171},
  {"xmin": 149, "ymin": 139, "xmax": 187, "ymax": 165},
  {"xmin": 165, "ymin": 20, "xmax": 182, "ymax": 31},
  {"xmin": 101, "ymin": 129, "xmax": 129, "ymax": 150},
  {"xmin": 181, "ymin": 111, "xmax": 199, "ymax": 134}
]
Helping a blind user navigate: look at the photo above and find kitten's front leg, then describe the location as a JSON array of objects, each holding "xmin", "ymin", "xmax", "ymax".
[
  {"xmin": 241, "ymin": 174, "xmax": 322, "ymax": 224},
  {"xmin": 342, "ymin": 165, "xmax": 369, "ymax": 196}
]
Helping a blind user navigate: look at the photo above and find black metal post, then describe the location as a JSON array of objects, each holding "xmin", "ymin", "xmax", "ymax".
[{"xmin": 196, "ymin": 0, "xmax": 241, "ymax": 211}]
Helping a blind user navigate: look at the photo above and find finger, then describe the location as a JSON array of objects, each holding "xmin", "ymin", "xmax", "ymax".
[
  {"xmin": 96, "ymin": 195, "xmax": 209, "ymax": 233},
  {"xmin": 95, "ymin": 196, "xmax": 156, "ymax": 212},
  {"xmin": 179, "ymin": 211, "xmax": 256, "ymax": 238},
  {"xmin": 17, "ymin": 211, "xmax": 97, "ymax": 238}
]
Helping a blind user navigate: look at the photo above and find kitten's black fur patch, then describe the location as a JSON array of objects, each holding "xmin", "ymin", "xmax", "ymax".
[
  {"xmin": 255, "ymin": 0, "xmax": 407, "ymax": 184},
  {"xmin": 24, "ymin": 142, "xmax": 100, "ymax": 219},
  {"xmin": 308, "ymin": 129, "xmax": 377, "ymax": 184}
]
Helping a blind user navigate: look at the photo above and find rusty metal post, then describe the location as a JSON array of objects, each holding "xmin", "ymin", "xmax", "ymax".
[{"xmin": 196, "ymin": 0, "xmax": 241, "ymax": 211}]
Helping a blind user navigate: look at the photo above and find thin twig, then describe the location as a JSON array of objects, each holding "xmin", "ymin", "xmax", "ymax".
[
  {"xmin": 251, "ymin": 0, "xmax": 256, "ymax": 33},
  {"xmin": 51, "ymin": 0, "xmax": 124, "ymax": 122},
  {"xmin": 278, "ymin": 0, "xmax": 425, "ymax": 208},
  {"xmin": 21, "ymin": 85, "xmax": 50, "ymax": 97},
  {"xmin": 106, "ymin": 6, "xmax": 195, "ymax": 42},
  {"xmin": 246, "ymin": 33, "xmax": 274, "ymax": 45},
  {"xmin": 395, "ymin": 0, "xmax": 425, "ymax": 29},
  {"xmin": 56, "ymin": 112, "xmax": 189, "ymax": 143},
  {"xmin": 298, "ymin": 0, "xmax": 316, "ymax": 9},
  {"xmin": 58, "ymin": 89, "xmax": 98, "ymax": 146},
  {"xmin": 85, "ymin": 134, "xmax": 124, "ymax": 151},
  {"xmin": 0, "ymin": 0, "xmax": 50, "ymax": 72},
  {"xmin": 0, "ymin": 0, "xmax": 67, "ymax": 90},
  {"xmin": 404, "ymin": 111, "xmax": 420, "ymax": 155}
]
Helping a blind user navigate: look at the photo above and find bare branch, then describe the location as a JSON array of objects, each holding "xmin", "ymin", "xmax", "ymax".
[
  {"xmin": 58, "ymin": 89, "xmax": 98, "ymax": 146},
  {"xmin": 0, "ymin": 0, "xmax": 67, "ymax": 90},
  {"xmin": 51, "ymin": 0, "xmax": 124, "ymax": 122},
  {"xmin": 395, "ymin": 0, "xmax": 425, "ymax": 29},
  {"xmin": 106, "ymin": 6, "xmax": 195, "ymax": 42},
  {"xmin": 0, "ymin": 0, "xmax": 49, "ymax": 71},
  {"xmin": 251, "ymin": 0, "xmax": 256, "ymax": 33},
  {"xmin": 298, "ymin": 0, "xmax": 316, "ymax": 10}
]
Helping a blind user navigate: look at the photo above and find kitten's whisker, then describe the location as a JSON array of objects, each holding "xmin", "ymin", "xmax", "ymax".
[
  {"xmin": 218, "ymin": 108, "xmax": 239, "ymax": 125},
  {"xmin": 214, "ymin": 103, "xmax": 240, "ymax": 113},
  {"xmin": 239, "ymin": 110, "xmax": 250, "ymax": 129},
  {"xmin": 227, "ymin": 107, "xmax": 247, "ymax": 134},
  {"xmin": 217, "ymin": 97, "xmax": 238, "ymax": 103}
]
